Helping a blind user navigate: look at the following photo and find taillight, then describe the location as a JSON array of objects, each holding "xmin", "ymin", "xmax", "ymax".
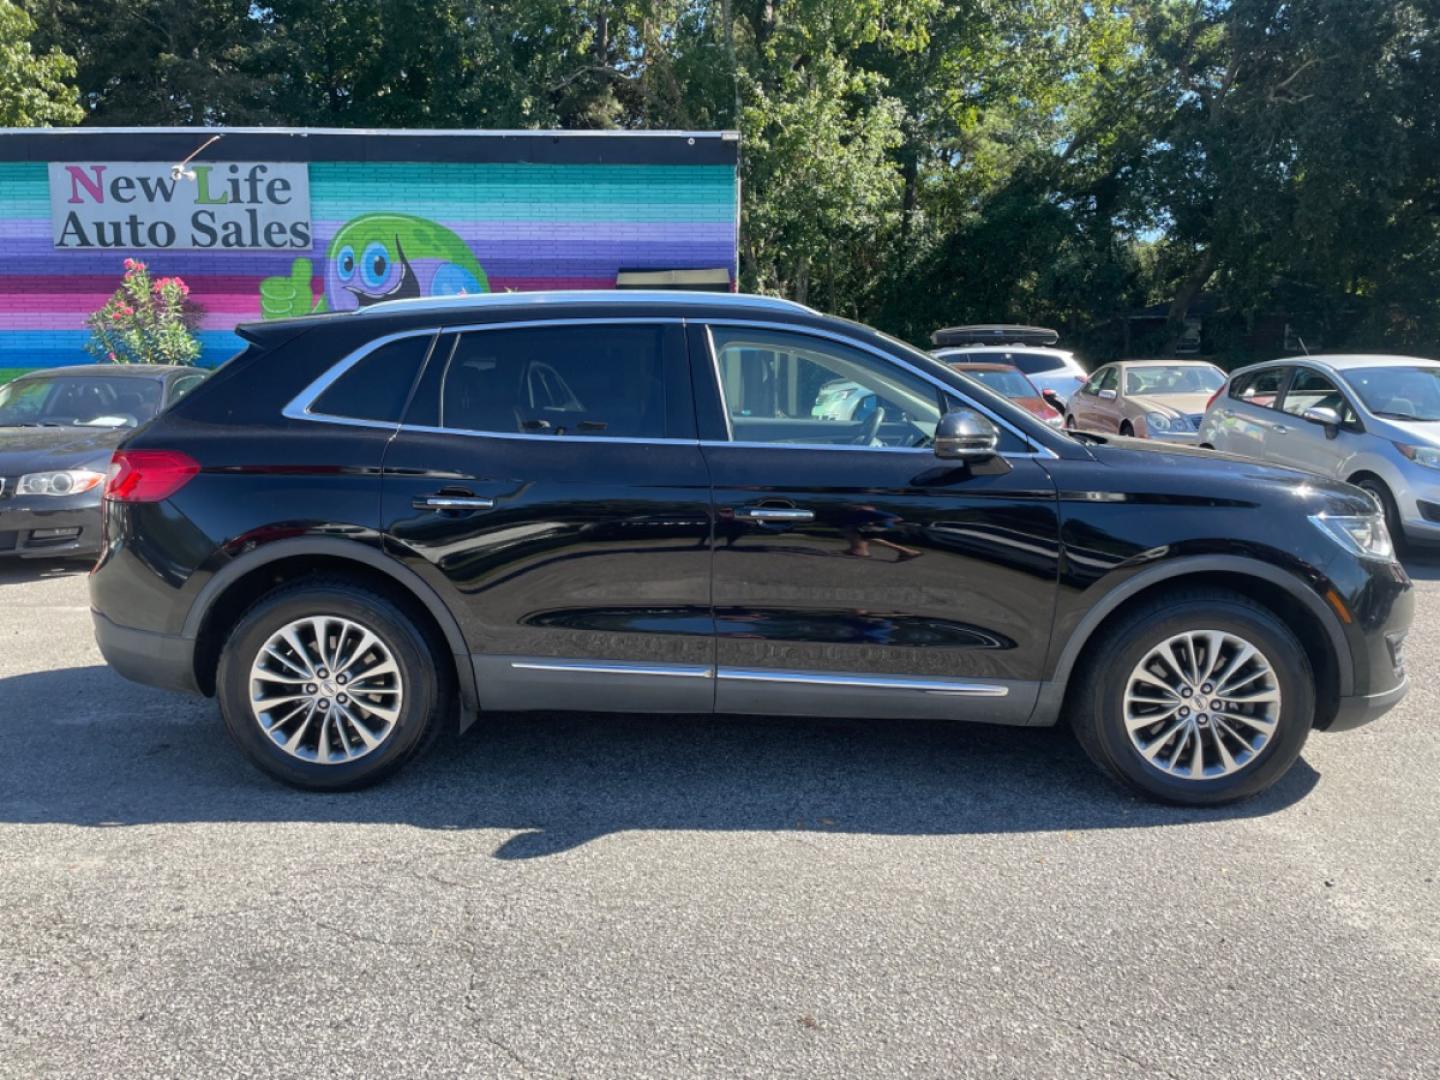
[
  {"xmin": 1205, "ymin": 384, "xmax": 1226, "ymax": 412},
  {"xmin": 104, "ymin": 450, "xmax": 201, "ymax": 503}
]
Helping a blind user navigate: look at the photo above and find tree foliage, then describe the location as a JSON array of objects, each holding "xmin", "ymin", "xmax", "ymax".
[
  {"xmin": 17, "ymin": 0, "xmax": 1440, "ymax": 360},
  {"xmin": 0, "ymin": 0, "xmax": 82, "ymax": 126}
]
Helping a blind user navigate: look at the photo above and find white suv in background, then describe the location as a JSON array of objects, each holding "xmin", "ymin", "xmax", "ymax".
[
  {"xmin": 1198, "ymin": 354, "xmax": 1440, "ymax": 547},
  {"xmin": 930, "ymin": 325, "xmax": 1089, "ymax": 407}
]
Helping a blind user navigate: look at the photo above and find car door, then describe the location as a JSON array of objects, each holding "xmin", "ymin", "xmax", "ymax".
[
  {"xmin": 1210, "ymin": 365, "xmax": 1292, "ymax": 460},
  {"xmin": 1267, "ymin": 365, "xmax": 1364, "ymax": 477},
  {"xmin": 380, "ymin": 318, "xmax": 715, "ymax": 713},
  {"xmin": 1071, "ymin": 365, "xmax": 1119, "ymax": 431},
  {"xmin": 694, "ymin": 321, "xmax": 1060, "ymax": 723}
]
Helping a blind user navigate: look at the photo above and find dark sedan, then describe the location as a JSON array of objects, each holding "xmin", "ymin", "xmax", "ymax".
[{"xmin": 0, "ymin": 365, "xmax": 207, "ymax": 559}]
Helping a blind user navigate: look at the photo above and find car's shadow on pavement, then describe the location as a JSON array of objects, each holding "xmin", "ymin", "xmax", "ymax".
[
  {"xmin": 1402, "ymin": 551, "xmax": 1440, "ymax": 581},
  {"xmin": 0, "ymin": 665, "xmax": 1320, "ymax": 859},
  {"xmin": 0, "ymin": 557, "xmax": 90, "ymax": 584}
]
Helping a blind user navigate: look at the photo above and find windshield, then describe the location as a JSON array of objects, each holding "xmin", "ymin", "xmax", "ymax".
[
  {"xmin": 968, "ymin": 368, "xmax": 1037, "ymax": 399},
  {"xmin": 1124, "ymin": 365, "xmax": 1224, "ymax": 396},
  {"xmin": 0, "ymin": 374, "xmax": 164, "ymax": 428},
  {"xmin": 1346, "ymin": 365, "xmax": 1440, "ymax": 421}
]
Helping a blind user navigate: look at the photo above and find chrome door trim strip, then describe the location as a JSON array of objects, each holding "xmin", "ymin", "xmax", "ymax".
[
  {"xmin": 716, "ymin": 668, "xmax": 1010, "ymax": 696},
  {"xmin": 696, "ymin": 318, "xmax": 1058, "ymax": 458},
  {"xmin": 510, "ymin": 659, "xmax": 714, "ymax": 679}
]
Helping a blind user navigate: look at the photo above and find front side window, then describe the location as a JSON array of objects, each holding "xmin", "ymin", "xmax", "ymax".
[
  {"xmin": 1230, "ymin": 367, "xmax": 1289, "ymax": 409},
  {"xmin": 1344, "ymin": 365, "xmax": 1440, "ymax": 422},
  {"xmin": 709, "ymin": 326, "xmax": 942, "ymax": 449},
  {"xmin": 439, "ymin": 324, "xmax": 671, "ymax": 438},
  {"xmin": 1281, "ymin": 369, "xmax": 1357, "ymax": 424},
  {"xmin": 312, "ymin": 334, "xmax": 434, "ymax": 423},
  {"xmin": 1082, "ymin": 367, "xmax": 1118, "ymax": 395},
  {"xmin": 0, "ymin": 375, "xmax": 162, "ymax": 428}
]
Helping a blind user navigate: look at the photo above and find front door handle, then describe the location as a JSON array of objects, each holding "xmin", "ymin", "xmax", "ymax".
[
  {"xmin": 736, "ymin": 506, "xmax": 814, "ymax": 523},
  {"xmin": 415, "ymin": 494, "xmax": 494, "ymax": 511},
  {"xmin": 1272, "ymin": 424, "xmax": 1289, "ymax": 435}
]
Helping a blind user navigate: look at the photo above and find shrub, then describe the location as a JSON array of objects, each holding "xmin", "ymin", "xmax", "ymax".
[{"xmin": 85, "ymin": 259, "xmax": 203, "ymax": 365}]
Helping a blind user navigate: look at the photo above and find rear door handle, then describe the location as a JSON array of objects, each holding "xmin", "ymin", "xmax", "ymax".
[
  {"xmin": 1271, "ymin": 424, "xmax": 1289, "ymax": 434},
  {"xmin": 736, "ymin": 507, "xmax": 814, "ymax": 523},
  {"xmin": 415, "ymin": 494, "xmax": 494, "ymax": 510}
]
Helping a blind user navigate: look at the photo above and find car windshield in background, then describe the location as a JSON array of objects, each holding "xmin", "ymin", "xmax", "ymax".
[
  {"xmin": 1125, "ymin": 365, "xmax": 1224, "ymax": 396},
  {"xmin": 0, "ymin": 375, "xmax": 164, "ymax": 429},
  {"xmin": 1345, "ymin": 366, "xmax": 1440, "ymax": 421},
  {"xmin": 968, "ymin": 369, "xmax": 1037, "ymax": 398}
]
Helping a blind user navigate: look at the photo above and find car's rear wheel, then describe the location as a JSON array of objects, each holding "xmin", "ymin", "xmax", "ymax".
[
  {"xmin": 216, "ymin": 578, "xmax": 447, "ymax": 791},
  {"xmin": 1120, "ymin": 420, "xmax": 1135, "ymax": 437},
  {"xmin": 1069, "ymin": 589, "xmax": 1313, "ymax": 805}
]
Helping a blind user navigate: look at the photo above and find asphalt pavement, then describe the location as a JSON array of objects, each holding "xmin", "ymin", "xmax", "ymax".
[{"xmin": 0, "ymin": 556, "xmax": 1436, "ymax": 1078}]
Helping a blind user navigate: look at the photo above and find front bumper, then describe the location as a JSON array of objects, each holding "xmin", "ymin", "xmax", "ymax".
[
  {"xmin": 92, "ymin": 609, "xmax": 200, "ymax": 693},
  {"xmin": 1326, "ymin": 676, "xmax": 1410, "ymax": 732},
  {"xmin": 0, "ymin": 502, "xmax": 102, "ymax": 558}
]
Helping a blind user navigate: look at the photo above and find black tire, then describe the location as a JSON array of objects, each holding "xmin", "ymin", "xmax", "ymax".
[
  {"xmin": 216, "ymin": 577, "xmax": 450, "ymax": 791},
  {"xmin": 1353, "ymin": 476, "xmax": 1406, "ymax": 556},
  {"xmin": 1119, "ymin": 420, "xmax": 1135, "ymax": 437},
  {"xmin": 1064, "ymin": 414, "xmax": 1076, "ymax": 430},
  {"xmin": 1069, "ymin": 589, "xmax": 1314, "ymax": 806}
]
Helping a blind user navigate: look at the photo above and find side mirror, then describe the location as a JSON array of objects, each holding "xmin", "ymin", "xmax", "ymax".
[
  {"xmin": 1097, "ymin": 388, "xmax": 1117, "ymax": 401},
  {"xmin": 1302, "ymin": 405, "xmax": 1342, "ymax": 439},
  {"xmin": 934, "ymin": 407, "xmax": 999, "ymax": 461},
  {"xmin": 1041, "ymin": 388, "xmax": 1066, "ymax": 410}
]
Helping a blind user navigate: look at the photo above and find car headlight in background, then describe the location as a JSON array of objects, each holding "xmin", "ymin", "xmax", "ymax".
[
  {"xmin": 16, "ymin": 469, "xmax": 106, "ymax": 497},
  {"xmin": 1145, "ymin": 411, "xmax": 1186, "ymax": 433},
  {"xmin": 1310, "ymin": 513, "xmax": 1394, "ymax": 560},
  {"xmin": 1394, "ymin": 442, "xmax": 1440, "ymax": 470}
]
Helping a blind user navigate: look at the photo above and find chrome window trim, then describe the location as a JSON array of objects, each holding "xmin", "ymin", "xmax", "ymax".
[
  {"xmin": 697, "ymin": 318, "xmax": 1057, "ymax": 459},
  {"xmin": 717, "ymin": 668, "xmax": 1010, "ymax": 696},
  {"xmin": 511, "ymin": 659, "xmax": 713, "ymax": 679},
  {"xmin": 283, "ymin": 327, "xmax": 441, "ymax": 428}
]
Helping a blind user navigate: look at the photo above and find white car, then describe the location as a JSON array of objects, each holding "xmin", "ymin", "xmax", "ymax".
[
  {"xmin": 1198, "ymin": 354, "xmax": 1440, "ymax": 546},
  {"xmin": 930, "ymin": 326, "xmax": 1089, "ymax": 407}
]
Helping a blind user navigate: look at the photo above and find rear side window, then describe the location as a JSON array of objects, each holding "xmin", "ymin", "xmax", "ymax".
[
  {"xmin": 1006, "ymin": 352, "xmax": 1067, "ymax": 376},
  {"xmin": 312, "ymin": 334, "xmax": 434, "ymax": 423},
  {"xmin": 1229, "ymin": 367, "xmax": 1289, "ymax": 409},
  {"xmin": 436, "ymin": 324, "xmax": 672, "ymax": 438}
]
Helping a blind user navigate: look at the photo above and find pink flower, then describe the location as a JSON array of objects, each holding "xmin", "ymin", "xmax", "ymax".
[
  {"xmin": 110, "ymin": 310, "xmax": 122, "ymax": 320},
  {"xmin": 123, "ymin": 258, "xmax": 136, "ymax": 271},
  {"xmin": 107, "ymin": 351, "xmax": 117, "ymax": 362}
]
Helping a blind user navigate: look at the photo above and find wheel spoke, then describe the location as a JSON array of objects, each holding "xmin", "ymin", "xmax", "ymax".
[
  {"xmin": 337, "ymin": 630, "xmax": 379, "ymax": 678},
  {"xmin": 1215, "ymin": 709, "xmax": 1276, "ymax": 736},
  {"xmin": 282, "ymin": 702, "xmax": 318, "ymax": 752},
  {"xmin": 1211, "ymin": 643, "xmax": 1257, "ymax": 694},
  {"xmin": 263, "ymin": 644, "xmax": 311, "ymax": 680},
  {"xmin": 1124, "ymin": 700, "xmax": 1180, "ymax": 731},
  {"xmin": 1140, "ymin": 715, "xmax": 1190, "ymax": 760},
  {"xmin": 278, "ymin": 627, "xmax": 317, "ymax": 678},
  {"xmin": 336, "ymin": 702, "xmax": 381, "ymax": 749}
]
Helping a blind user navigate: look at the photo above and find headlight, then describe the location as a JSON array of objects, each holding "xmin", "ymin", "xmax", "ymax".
[
  {"xmin": 1145, "ymin": 411, "xmax": 1180, "ymax": 433},
  {"xmin": 1310, "ymin": 513, "xmax": 1394, "ymax": 560},
  {"xmin": 16, "ymin": 469, "xmax": 106, "ymax": 497},
  {"xmin": 1394, "ymin": 442, "xmax": 1440, "ymax": 470}
]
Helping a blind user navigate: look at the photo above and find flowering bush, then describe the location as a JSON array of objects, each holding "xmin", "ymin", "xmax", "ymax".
[{"xmin": 85, "ymin": 259, "xmax": 203, "ymax": 365}]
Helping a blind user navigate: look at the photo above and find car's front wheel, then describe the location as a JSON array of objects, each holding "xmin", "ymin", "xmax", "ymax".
[
  {"xmin": 1070, "ymin": 589, "xmax": 1313, "ymax": 805},
  {"xmin": 216, "ymin": 578, "xmax": 448, "ymax": 791}
]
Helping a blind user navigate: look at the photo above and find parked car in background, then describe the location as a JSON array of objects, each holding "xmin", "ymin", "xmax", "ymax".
[
  {"xmin": 1066, "ymin": 360, "xmax": 1226, "ymax": 443},
  {"xmin": 89, "ymin": 291, "xmax": 1410, "ymax": 806},
  {"xmin": 0, "ymin": 364, "xmax": 207, "ymax": 559},
  {"xmin": 950, "ymin": 362, "xmax": 1063, "ymax": 427},
  {"xmin": 1198, "ymin": 354, "xmax": 1440, "ymax": 548},
  {"xmin": 931, "ymin": 325, "xmax": 1088, "ymax": 409}
]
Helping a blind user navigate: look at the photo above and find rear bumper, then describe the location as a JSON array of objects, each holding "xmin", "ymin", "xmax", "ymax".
[
  {"xmin": 91, "ymin": 609, "xmax": 199, "ymax": 693},
  {"xmin": 0, "ymin": 504, "xmax": 101, "ymax": 558},
  {"xmin": 1325, "ymin": 676, "xmax": 1409, "ymax": 732}
]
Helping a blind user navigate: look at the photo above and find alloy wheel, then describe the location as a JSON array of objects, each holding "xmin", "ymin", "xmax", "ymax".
[
  {"xmin": 1123, "ymin": 629, "xmax": 1281, "ymax": 781},
  {"xmin": 248, "ymin": 615, "xmax": 404, "ymax": 763}
]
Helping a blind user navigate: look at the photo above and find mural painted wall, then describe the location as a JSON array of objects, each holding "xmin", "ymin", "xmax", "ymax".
[{"xmin": 0, "ymin": 135, "xmax": 739, "ymax": 371}]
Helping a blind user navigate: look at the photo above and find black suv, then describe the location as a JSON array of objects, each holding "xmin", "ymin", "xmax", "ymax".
[{"xmin": 90, "ymin": 292, "xmax": 1412, "ymax": 804}]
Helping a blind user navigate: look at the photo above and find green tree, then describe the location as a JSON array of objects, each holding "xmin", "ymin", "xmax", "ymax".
[{"xmin": 0, "ymin": 0, "xmax": 82, "ymax": 125}]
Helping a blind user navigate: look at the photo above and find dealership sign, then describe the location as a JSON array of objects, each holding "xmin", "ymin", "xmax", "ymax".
[{"xmin": 49, "ymin": 162, "xmax": 311, "ymax": 250}]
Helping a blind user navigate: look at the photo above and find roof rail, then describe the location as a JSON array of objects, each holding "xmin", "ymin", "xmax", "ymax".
[
  {"xmin": 356, "ymin": 290, "xmax": 817, "ymax": 317},
  {"xmin": 932, "ymin": 324, "xmax": 1060, "ymax": 348}
]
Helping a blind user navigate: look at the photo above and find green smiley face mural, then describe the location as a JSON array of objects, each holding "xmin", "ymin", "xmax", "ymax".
[{"xmin": 259, "ymin": 213, "xmax": 489, "ymax": 319}]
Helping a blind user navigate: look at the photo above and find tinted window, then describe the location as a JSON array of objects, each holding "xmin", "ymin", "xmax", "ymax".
[
  {"xmin": 312, "ymin": 335, "xmax": 434, "ymax": 423},
  {"xmin": 0, "ymin": 374, "xmax": 163, "ymax": 428},
  {"xmin": 1281, "ymin": 369, "xmax": 1357, "ymax": 424},
  {"xmin": 439, "ymin": 324, "xmax": 670, "ymax": 438},
  {"xmin": 710, "ymin": 326, "xmax": 945, "ymax": 449},
  {"xmin": 969, "ymin": 368, "xmax": 1037, "ymax": 399},
  {"xmin": 1007, "ymin": 352, "xmax": 1067, "ymax": 376},
  {"xmin": 168, "ymin": 373, "xmax": 207, "ymax": 404},
  {"xmin": 1229, "ymin": 367, "xmax": 1289, "ymax": 409}
]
